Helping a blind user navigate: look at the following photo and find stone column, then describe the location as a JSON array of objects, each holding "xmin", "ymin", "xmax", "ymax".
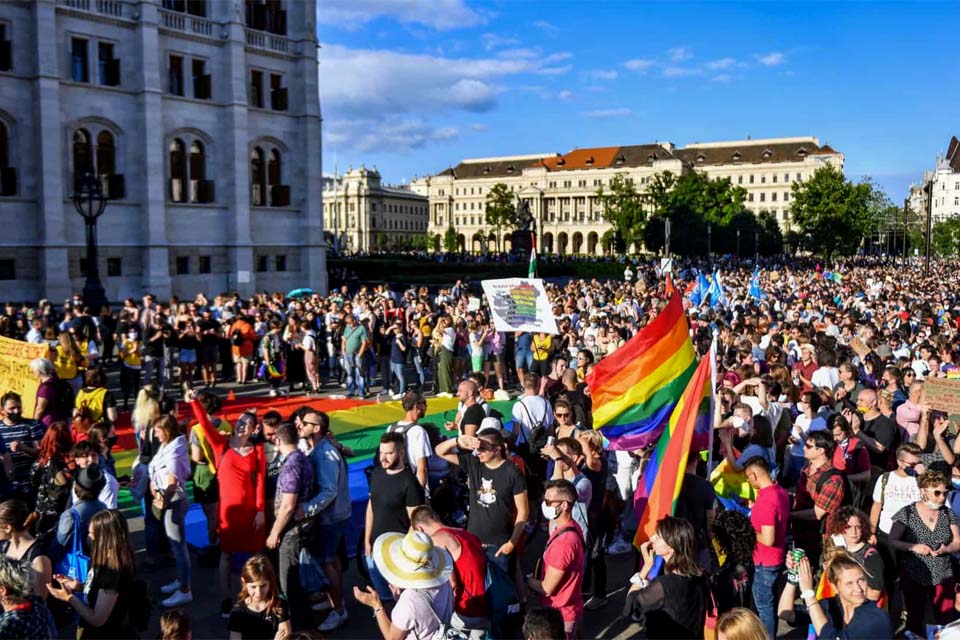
[
  {"xmin": 35, "ymin": 1, "xmax": 70, "ymax": 302},
  {"xmin": 222, "ymin": 8, "xmax": 254, "ymax": 296},
  {"xmin": 135, "ymin": 1, "xmax": 172, "ymax": 298}
]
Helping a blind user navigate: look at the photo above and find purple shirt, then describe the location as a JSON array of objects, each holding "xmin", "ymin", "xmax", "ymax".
[{"xmin": 274, "ymin": 450, "xmax": 314, "ymax": 516}]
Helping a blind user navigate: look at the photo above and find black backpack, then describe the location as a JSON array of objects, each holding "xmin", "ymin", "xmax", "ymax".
[
  {"xmin": 51, "ymin": 378, "xmax": 75, "ymax": 422},
  {"xmin": 129, "ymin": 578, "xmax": 153, "ymax": 631},
  {"xmin": 516, "ymin": 399, "xmax": 549, "ymax": 454}
]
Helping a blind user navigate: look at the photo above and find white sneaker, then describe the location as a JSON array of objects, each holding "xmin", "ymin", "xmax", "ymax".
[
  {"xmin": 162, "ymin": 590, "xmax": 193, "ymax": 607},
  {"xmin": 317, "ymin": 608, "xmax": 348, "ymax": 631},
  {"xmin": 606, "ymin": 537, "xmax": 633, "ymax": 555},
  {"xmin": 160, "ymin": 579, "xmax": 181, "ymax": 595},
  {"xmin": 269, "ymin": 389, "xmax": 278, "ymax": 397},
  {"xmin": 391, "ymin": 392, "xmax": 402, "ymax": 400}
]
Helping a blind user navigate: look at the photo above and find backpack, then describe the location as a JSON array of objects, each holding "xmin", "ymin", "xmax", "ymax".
[
  {"xmin": 231, "ymin": 329, "xmax": 244, "ymax": 346},
  {"xmin": 485, "ymin": 556, "xmax": 522, "ymax": 637},
  {"xmin": 51, "ymin": 378, "xmax": 75, "ymax": 422},
  {"xmin": 129, "ymin": 578, "xmax": 153, "ymax": 632},
  {"xmin": 516, "ymin": 398, "xmax": 549, "ymax": 453}
]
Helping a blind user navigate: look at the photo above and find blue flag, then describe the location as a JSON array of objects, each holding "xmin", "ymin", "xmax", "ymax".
[
  {"xmin": 749, "ymin": 267, "xmax": 765, "ymax": 300},
  {"xmin": 692, "ymin": 272, "xmax": 710, "ymax": 306},
  {"xmin": 709, "ymin": 270, "xmax": 726, "ymax": 308}
]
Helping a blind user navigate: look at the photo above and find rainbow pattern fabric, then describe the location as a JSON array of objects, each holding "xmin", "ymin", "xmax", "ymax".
[
  {"xmin": 632, "ymin": 354, "xmax": 713, "ymax": 549},
  {"xmin": 586, "ymin": 291, "xmax": 698, "ymax": 451}
]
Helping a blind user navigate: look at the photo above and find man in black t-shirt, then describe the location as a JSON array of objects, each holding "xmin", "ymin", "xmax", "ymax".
[
  {"xmin": 364, "ymin": 431, "xmax": 424, "ymax": 601},
  {"xmin": 436, "ymin": 429, "xmax": 528, "ymax": 574},
  {"xmin": 673, "ymin": 456, "xmax": 716, "ymax": 566},
  {"xmin": 198, "ymin": 309, "xmax": 221, "ymax": 387},
  {"xmin": 854, "ymin": 389, "xmax": 899, "ymax": 473},
  {"xmin": 456, "ymin": 380, "xmax": 486, "ymax": 436}
]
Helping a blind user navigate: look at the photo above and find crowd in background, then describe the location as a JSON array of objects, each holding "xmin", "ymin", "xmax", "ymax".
[{"xmin": 0, "ymin": 256, "xmax": 959, "ymax": 638}]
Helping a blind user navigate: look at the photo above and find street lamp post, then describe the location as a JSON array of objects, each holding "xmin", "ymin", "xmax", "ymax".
[
  {"xmin": 736, "ymin": 228, "xmax": 741, "ymax": 262},
  {"xmin": 924, "ymin": 181, "xmax": 933, "ymax": 276},
  {"xmin": 902, "ymin": 197, "xmax": 908, "ymax": 268},
  {"xmin": 72, "ymin": 172, "xmax": 108, "ymax": 313},
  {"xmin": 754, "ymin": 229, "xmax": 759, "ymax": 263},
  {"xmin": 707, "ymin": 223, "xmax": 712, "ymax": 259}
]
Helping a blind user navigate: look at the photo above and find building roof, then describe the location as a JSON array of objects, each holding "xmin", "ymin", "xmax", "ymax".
[
  {"xmin": 442, "ymin": 155, "xmax": 552, "ymax": 179},
  {"xmin": 674, "ymin": 139, "xmax": 837, "ymax": 167},
  {"xmin": 947, "ymin": 136, "xmax": 960, "ymax": 172},
  {"xmin": 539, "ymin": 146, "xmax": 621, "ymax": 171}
]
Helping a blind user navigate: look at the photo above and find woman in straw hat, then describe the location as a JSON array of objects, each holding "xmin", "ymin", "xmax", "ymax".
[{"xmin": 353, "ymin": 530, "xmax": 455, "ymax": 640}]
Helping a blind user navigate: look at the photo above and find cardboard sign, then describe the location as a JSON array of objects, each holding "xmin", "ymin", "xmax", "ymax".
[
  {"xmin": 925, "ymin": 377, "xmax": 960, "ymax": 418},
  {"xmin": 849, "ymin": 337, "xmax": 871, "ymax": 358},
  {"xmin": 0, "ymin": 336, "xmax": 50, "ymax": 416}
]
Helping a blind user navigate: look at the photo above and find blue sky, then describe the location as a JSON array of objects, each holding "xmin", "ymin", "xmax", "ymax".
[{"xmin": 317, "ymin": 1, "xmax": 960, "ymax": 201}]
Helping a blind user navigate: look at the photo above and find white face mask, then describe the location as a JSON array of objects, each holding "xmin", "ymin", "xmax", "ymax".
[
  {"xmin": 541, "ymin": 501, "xmax": 559, "ymax": 521},
  {"xmin": 778, "ymin": 394, "xmax": 788, "ymax": 403},
  {"xmin": 924, "ymin": 500, "xmax": 942, "ymax": 511},
  {"xmin": 796, "ymin": 401, "xmax": 808, "ymax": 414}
]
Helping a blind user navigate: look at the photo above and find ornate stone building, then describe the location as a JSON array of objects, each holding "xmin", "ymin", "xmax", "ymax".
[
  {"xmin": 0, "ymin": 0, "xmax": 326, "ymax": 302},
  {"xmin": 322, "ymin": 166, "xmax": 428, "ymax": 253},
  {"xmin": 412, "ymin": 137, "xmax": 844, "ymax": 255}
]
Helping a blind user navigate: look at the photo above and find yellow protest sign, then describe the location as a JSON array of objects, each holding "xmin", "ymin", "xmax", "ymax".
[{"xmin": 0, "ymin": 336, "xmax": 50, "ymax": 416}]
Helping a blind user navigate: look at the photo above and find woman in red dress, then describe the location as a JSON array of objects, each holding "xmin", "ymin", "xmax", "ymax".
[{"xmin": 187, "ymin": 390, "xmax": 266, "ymax": 618}]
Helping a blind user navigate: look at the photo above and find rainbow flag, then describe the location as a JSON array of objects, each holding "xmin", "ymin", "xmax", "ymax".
[
  {"xmin": 633, "ymin": 354, "xmax": 713, "ymax": 549},
  {"xmin": 587, "ymin": 291, "xmax": 697, "ymax": 451}
]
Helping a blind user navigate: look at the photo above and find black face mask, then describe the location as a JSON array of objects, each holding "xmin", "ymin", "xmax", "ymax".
[{"xmin": 4, "ymin": 411, "xmax": 20, "ymax": 422}]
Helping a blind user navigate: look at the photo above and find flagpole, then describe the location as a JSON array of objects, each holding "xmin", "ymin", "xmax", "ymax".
[{"xmin": 706, "ymin": 330, "xmax": 719, "ymax": 474}]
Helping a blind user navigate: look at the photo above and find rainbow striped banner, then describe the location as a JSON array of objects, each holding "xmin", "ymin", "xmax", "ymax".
[
  {"xmin": 587, "ymin": 291, "xmax": 698, "ymax": 450},
  {"xmin": 633, "ymin": 354, "xmax": 713, "ymax": 549}
]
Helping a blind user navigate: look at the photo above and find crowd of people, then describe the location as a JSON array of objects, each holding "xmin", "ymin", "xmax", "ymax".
[{"xmin": 0, "ymin": 256, "xmax": 959, "ymax": 638}]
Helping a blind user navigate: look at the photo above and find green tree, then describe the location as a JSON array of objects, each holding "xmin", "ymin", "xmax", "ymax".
[
  {"xmin": 484, "ymin": 183, "xmax": 516, "ymax": 252},
  {"xmin": 932, "ymin": 217, "xmax": 960, "ymax": 256},
  {"xmin": 642, "ymin": 171, "xmax": 747, "ymax": 255},
  {"xmin": 442, "ymin": 226, "xmax": 459, "ymax": 253},
  {"xmin": 596, "ymin": 173, "xmax": 646, "ymax": 253},
  {"xmin": 789, "ymin": 165, "xmax": 875, "ymax": 256}
]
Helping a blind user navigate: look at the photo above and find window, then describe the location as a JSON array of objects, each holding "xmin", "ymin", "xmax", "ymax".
[
  {"xmin": 0, "ymin": 23, "xmax": 11, "ymax": 72},
  {"xmin": 772, "ymin": 174, "xmax": 777, "ymax": 183},
  {"xmin": 955, "ymin": 197, "xmax": 959, "ymax": 207},
  {"xmin": 772, "ymin": 192, "xmax": 777, "ymax": 202},
  {"xmin": 169, "ymin": 55, "xmax": 184, "ymax": 96},
  {"xmin": 267, "ymin": 149, "xmax": 288, "ymax": 206},
  {"xmin": 0, "ymin": 120, "xmax": 14, "ymax": 196},
  {"xmin": 71, "ymin": 37, "xmax": 88, "ymax": 82},
  {"xmin": 250, "ymin": 70, "xmax": 264, "ymax": 108},
  {"xmin": 163, "ymin": 0, "xmax": 207, "ymax": 16},
  {"xmin": 97, "ymin": 42, "xmax": 119, "ymax": 86},
  {"xmin": 784, "ymin": 173, "xmax": 789, "ymax": 182},
  {"xmin": 245, "ymin": 0, "xmax": 287, "ymax": 35},
  {"xmin": 192, "ymin": 59, "xmax": 211, "ymax": 99},
  {"xmin": 106, "ymin": 258, "xmax": 122, "ymax": 277},
  {"xmin": 250, "ymin": 147, "xmax": 266, "ymax": 206},
  {"xmin": 270, "ymin": 73, "xmax": 287, "ymax": 110},
  {"xmin": 73, "ymin": 129, "xmax": 94, "ymax": 179},
  {"xmin": 748, "ymin": 193, "xmax": 754, "ymax": 202},
  {"xmin": 198, "ymin": 256, "xmax": 211, "ymax": 273},
  {"xmin": 0, "ymin": 259, "xmax": 13, "ymax": 280},
  {"xmin": 256, "ymin": 255, "xmax": 268, "ymax": 272},
  {"xmin": 169, "ymin": 139, "xmax": 187, "ymax": 202},
  {"xmin": 72, "ymin": 128, "xmax": 122, "ymax": 198},
  {"xmin": 784, "ymin": 192, "xmax": 790, "ymax": 202},
  {"xmin": 275, "ymin": 255, "xmax": 286, "ymax": 271},
  {"xmin": 187, "ymin": 140, "xmax": 213, "ymax": 202},
  {"xmin": 760, "ymin": 193, "xmax": 766, "ymax": 202},
  {"xmin": 761, "ymin": 175, "xmax": 766, "ymax": 184},
  {"xmin": 175, "ymin": 256, "xmax": 190, "ymax": 274},
  {"xmin": 749, "ymin": 174, "xmax": 754, "ymax": 184},
  {"xmin": 737, "ymin": 176, "xmax": 743, "ymax": 185}
]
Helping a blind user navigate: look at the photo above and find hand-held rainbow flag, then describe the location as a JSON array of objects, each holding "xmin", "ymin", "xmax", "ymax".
[
  {"xmin": 632, "ymin": 353, "xmax": 713, "ymax": 552},
  {"xmin": 586, "ymin": 291, "xmax": 697, "ymax": 451}
]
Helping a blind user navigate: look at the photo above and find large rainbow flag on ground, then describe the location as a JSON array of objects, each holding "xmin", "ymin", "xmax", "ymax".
[
  {"xmin": 633, "ymin": 354, "xmax": 713, "ymax": 549},
  {"xmin": 586, "ymin": 291, "xmax": 698, "ymax": 450}
]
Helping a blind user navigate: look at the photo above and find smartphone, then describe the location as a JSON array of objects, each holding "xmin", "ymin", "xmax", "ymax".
[{"xmin": 546, "ymin": 436, "xmax": 556, "ymax": 447}]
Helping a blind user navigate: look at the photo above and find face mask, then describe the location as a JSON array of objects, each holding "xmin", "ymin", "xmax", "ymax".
[
  {"xmin": 127, "ymin": 332, "xmax": 136, "ymax": 340},
  {"xmin": 796, "ymin": 402, "xmax": 808, "ymax": 414},
  {"xmin": 904, "ymin": 467, "xmax": 917, "ymax": 477},
  {"xmin": 856, "ymin": 406, "xmax": 868, "ymax": 414},
  {"xmin": 731, "ymin": 416, "xmax": 746, "ymax": 429},
  {"xmin": 924, "ymin": 500, "xmax": 942, "ymax": 511},
  {"xmin": 541, "ymin": 501, "xmax": 558, "ymax": 521},
  {"xmin": 4, "ymin": 411, "xmax": 20, "ymax": 421},
  {"xmin": 778, "ymin": 394, "xmax": 788, "ymax": 403},
  {"xmin": 952, "ymin": 478, "xmax": 960, "ymax": 491}
]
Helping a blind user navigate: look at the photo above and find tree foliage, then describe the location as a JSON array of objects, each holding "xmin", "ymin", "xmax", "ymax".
[
  {"xmin": 484, "ymin": 183, "xmax": 516, "ymax": 252},
  {"xmin": 596, "ymin": 173, "xmax": 646, "ymax": 252},
  {"xmin": 789, "ymin": 165, "xmax": 876, "ymax": 256},
  {"xmin": 641, "ymin": 171, "xmax": 770, "ymax": 256},
  {"xmin": 442, "ymin": 226, "xmax": 459, "ymax": 253},
  {"xmin": 932, "ymin": 217, "xmax": 960, "ymax": 256}
]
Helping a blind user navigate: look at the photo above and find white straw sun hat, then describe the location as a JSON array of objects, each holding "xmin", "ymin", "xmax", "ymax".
[{"xmin": 372, "ymin": 530, "xmax": 453, "ymax": 590}]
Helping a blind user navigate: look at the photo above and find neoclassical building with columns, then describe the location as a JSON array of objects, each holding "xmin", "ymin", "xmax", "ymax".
[
  {"xmin": 0, "ymin": 0, "xmax": 325, "ymax": 303},
  {"xmin": 412, "ymin": 136, "xmax": 843, "ymax": 255}
]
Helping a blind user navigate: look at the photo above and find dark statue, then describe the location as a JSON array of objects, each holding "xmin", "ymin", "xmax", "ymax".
[
  {"xmin": 516, "ymin": 199, "xmax": 534, "ymax": 231},
  {"xmin": 511, "ymin": 198, "xmax": 534, "ymax": 255}
]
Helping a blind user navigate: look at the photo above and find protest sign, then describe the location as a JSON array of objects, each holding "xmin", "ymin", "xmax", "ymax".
[
  {"xmin": 480, "ymin": 278, "xmax": 558, "ymax": 334},
  {"xmin": 0, "ymin": 336, "xmax": 50, "ymax": 416},
  {"xmin": 925, "ymin": 377, "xmax": 960, "ymax": 420},
  {"xmin": 850, "ymin": 337, "xmax": 871, "ymax": 358}
]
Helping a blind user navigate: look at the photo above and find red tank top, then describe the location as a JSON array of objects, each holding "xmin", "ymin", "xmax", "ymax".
[{"xmin": 440, "ymin": 526, "xmax": 488, "ymax": 618}]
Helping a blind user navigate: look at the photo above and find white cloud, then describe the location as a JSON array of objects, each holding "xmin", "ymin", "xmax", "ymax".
[
  {"xmin": 319, "ymin": 43, "xmax": 573, "ymax": 152},
  {"xmin": 712, "ymin": 74, "xmax": 732, "ymax": 83},
  {"xmin": 532, "ymin": 20, "xmax": 560, "ymax": 36},
  {"xmin": 624, "ymin": 58, "xmax": 656, "ymax": 72},
  {"xmin": 470, "ymin": 123, "xmax": 488, "ymax": 132},
  {"xmin": 662, "ymin": 66, "xmax": 702, "ymax": 78},
  {"xmin": 581, "ymin": 107, "xmax": 633, "ymax": 119},
  {"xmin": 481, "ymin": 33, "xmax": 520, "ymax": 51},
  {"xmin": 590, "ymin": 69, "xmax": 619, "ymax": 81},
  {"xmin": 756, "ymin": 52, "xmax": 785, "ymax": 66},
  {"xmin": 705, "ymin": 57, "xmax": 736, "ymax": 71},
  {"xmin": 317, "ymin": 0, "xmax": 486, "ymax": 31},
  {"xmin": 558, "ymin": 90, "xmax": 573, "ymax": 100},
  {"xmin": 667, "ymin": 47, "xmax": 693, "ymax": 62}
]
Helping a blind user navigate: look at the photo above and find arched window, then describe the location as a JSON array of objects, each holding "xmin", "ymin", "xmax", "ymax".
[
  {"xmin": 251, "ymin": 146, "xmax": 266, "ymax": 206},
  {"xmin": 267, "ymin": 149, "xmax": 280, "ymax": 189},
  {"xmin": 95, "ymin": 131, "xmax": 115, "ymax": 179},
  {"xmin": 169, "ymin": 138, "xmax": 186, "ymax": 202},
  {"xmin": 73, "ymin": 129, "xmax": 94, "ymax": 184},
  {"xmin": 0, "ymin": 121, "xmax": 8, "ymax": 169},
  {"xmin": 189, "ymin": 140, "xmax": 206, "ymax": 202},
  {"xmin": 0, "ymin": 120, "xmax": 14, "ymax": 196}
]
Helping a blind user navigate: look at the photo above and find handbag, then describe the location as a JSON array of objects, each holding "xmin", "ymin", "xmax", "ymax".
[
  {"xmin": 54, "ymin": 508, "xmax": 90, "ymax": 581},
  {"xmin": 411, "ymin": 589, "xmax": 468, "ymax": 640}
]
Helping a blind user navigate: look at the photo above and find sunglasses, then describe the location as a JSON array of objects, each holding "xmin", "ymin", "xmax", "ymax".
[
  {"xmin": 927, "ymin": 490, "xmax": 948, "ymax": 498},
  {"xmin": 555, "ymin": 412, "xmax": 571, "ymax": 418}
]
